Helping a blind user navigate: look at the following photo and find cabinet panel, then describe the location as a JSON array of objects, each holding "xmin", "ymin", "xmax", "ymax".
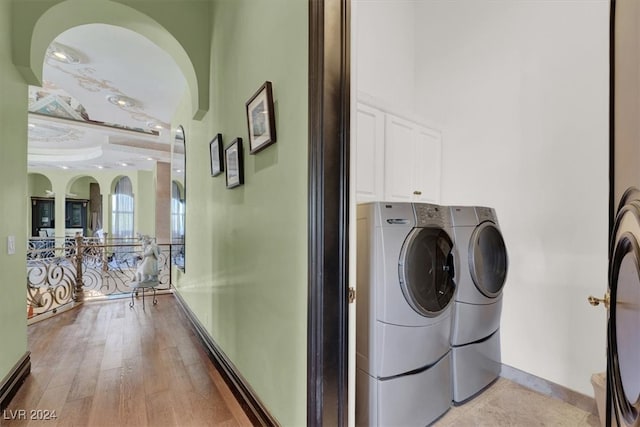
[
  {"xmin": 355, "ymin": 104, "xmax": 385, "ymax": 201},
  {"xmin": 413, "ymin": 127, "xmax": 442, "ymax": 202},
  {"xmin": 384, "ymin": 115, "xmax": 415, "ymax": 202},
  {"xmin": 32, "ymin": 198, "xmax": 55, "ymax": 237},
  {"xmin": 65, "ymin": 200, "xmax": 88, "ymax": 235}
]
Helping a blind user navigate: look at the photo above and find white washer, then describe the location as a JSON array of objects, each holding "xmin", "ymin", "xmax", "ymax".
[
  {"xmin": 356, "ymin": 202, "xmax": 456, "ymax": 426},
  {"xmin": 449, "ymin": 206, "xmax": 508, "ymax": 403}
]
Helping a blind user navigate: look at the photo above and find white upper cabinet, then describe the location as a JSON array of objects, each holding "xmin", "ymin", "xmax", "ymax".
[
  {"xmin": 411, "ymin": 125, "xmax": 442, "ymax": 203},
  {"xmin": 355, "ymin": 103, "xmax": 385, "ymax": 202},
  {"xmin": 383, "ymin": 114, "xmax": 415, "ymax": 202},
  {"xmin": 354, "ymin": 101, "xmax": 442, "ymax": 204}
]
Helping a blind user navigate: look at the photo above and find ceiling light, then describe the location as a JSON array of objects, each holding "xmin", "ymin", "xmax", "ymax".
[
  {"xmin": 146, "ymin": 157, "xmax": 154, "ymax": 161},
  {"xmin": 176, "ymin": 169, "xmax": 182, "ymax": 173},
  {"xmin": 107, "ymin": 94, "xmax": 140, "ymax": 109},
  {"xmin": 147, "ymin": 121, "xmax": 167, "ymax": 131},
  {"xmin": 61, "ymin": 166, "xmax": 69, "ymax": 170},
  {"xmin": 28, "ymin": 123, "xmax": 35, "ymax": 128},
  {"xmin": 46, "ymin": 42, "xmax": 83, "ymax": 64},
  {"xmin": 96, "ymin": 165, "xmax": 104, "ymax": 169},
  {"xmin": 120, "ymin": 162, "xmax": 128, "ymax": 167}
]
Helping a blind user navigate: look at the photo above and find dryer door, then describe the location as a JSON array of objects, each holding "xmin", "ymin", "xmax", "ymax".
[
  {"xmin": 609, "ymin": 233, "xmax": 640, "ymax": 426},
  {"xmin": 469, "ymin": 221, "xmax": 508, "ymax": 298},
  {"xmin": 607, "ymin": 199, "xmax": 640, "ymax": 426},
  {"xmin": 399, "ymin": 227, "xmax": 456, "ymax": 317}
]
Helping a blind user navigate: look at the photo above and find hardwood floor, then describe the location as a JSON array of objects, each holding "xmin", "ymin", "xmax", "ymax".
[{"xmin": 2, "ymin": 294, "xmax": 252, "ymax": 427}]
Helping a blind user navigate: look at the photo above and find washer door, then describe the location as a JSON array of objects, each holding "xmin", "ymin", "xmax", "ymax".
[
  {"xmin": 399, "ymin": 227, "xmax": 456, "ymax": 317},
  {"xmin": 469, "ymin": 221, "xmax": 508, "ymax": 298}
]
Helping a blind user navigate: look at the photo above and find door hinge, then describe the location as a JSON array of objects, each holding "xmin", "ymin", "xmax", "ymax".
[{"xmin": 348, "ymin": 287, "xmax": 356, "ymax": 304}]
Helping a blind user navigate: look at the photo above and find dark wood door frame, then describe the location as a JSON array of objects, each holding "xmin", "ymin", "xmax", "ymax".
[{"xmin": 308, "ymin": 0, "xmax": 351, "ymax": 425}]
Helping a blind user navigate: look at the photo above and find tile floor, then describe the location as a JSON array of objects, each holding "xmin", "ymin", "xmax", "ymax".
[{"xmin": 434, "ymin": 378, "xmax": 601, "ymax": 426}]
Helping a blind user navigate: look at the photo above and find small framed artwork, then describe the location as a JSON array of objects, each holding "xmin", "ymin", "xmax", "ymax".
[
  {"xmin": 246, "ymin": 81, "xmax": 277, "ymax": 154},
  {"xmin": 209, "ymin": 134, "xmax": 224, "ymax": 176},
  {"xmin": 225, "ymin": 138, "xmax": 244, "ymax": 189}
]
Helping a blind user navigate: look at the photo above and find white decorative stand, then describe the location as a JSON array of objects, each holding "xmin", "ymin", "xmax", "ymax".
[
  {"xmin": 129, "ymin": 280, "xmax": 158, "ymax": 310},
  {"xmin": 129, "ymin": 235, "xmax": 161, "ymax": 310}
]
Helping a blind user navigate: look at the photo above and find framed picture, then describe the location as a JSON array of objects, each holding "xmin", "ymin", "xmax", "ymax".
[
  {"xmin": 209, "ymin": 133, "xmax": 223, "ymax": 176},
  {"xmin": 225, "ymin": 138, "xmax": 244, "ymax": 189},
  {"xmin": 246, "ymin": 81, "xmax": 277, "ymax": 154}
]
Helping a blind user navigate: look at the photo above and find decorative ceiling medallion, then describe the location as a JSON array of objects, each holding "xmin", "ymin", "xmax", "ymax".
[
  {"xmin": 107, "ymin": 94, "xmax": 141, "ymax": 109},
  {"xmin": 28, "ymin": 123, "xmax": 83, "ymax": 142},
  {"xmin": 46, "ymin": 42, "xmax": 86, "ymax": 65}
]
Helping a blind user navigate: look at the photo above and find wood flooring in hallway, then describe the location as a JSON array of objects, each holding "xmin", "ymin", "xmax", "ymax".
[{"xmin": 2, "ymin": 294, "xmax": 252, "ymax": 427}]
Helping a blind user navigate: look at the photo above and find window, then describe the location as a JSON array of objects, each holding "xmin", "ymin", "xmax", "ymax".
[
  {"xmin": 171, "ymin": 181, "xmax": 185, "ymax": 241},
  {"xmin": 172, "ymin": 126, "xmax": 186, "ymax": 270},
  {"xmin": 112, "ymin": 176, "xmax": 134, "ymax": 239}
]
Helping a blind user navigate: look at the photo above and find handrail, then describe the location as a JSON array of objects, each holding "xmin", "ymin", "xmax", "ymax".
[{"xmin": 26, "ymin": 237, "xmax": 184, "ymax": 323}]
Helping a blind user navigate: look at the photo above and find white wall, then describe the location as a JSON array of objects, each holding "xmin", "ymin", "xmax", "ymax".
[
  {"xmin": 355, "ymin": 0, "xmax": 416, "ymax": 114},
  {"xmin": 354, "ymin": 0, "xmax": 609, "ymax": 396}
]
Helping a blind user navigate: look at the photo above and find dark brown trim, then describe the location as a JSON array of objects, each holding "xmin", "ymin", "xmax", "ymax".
[
  {"xmin": 172, "ymin": 292, "xmax": 277, "ymax": 427},
  {"xmin": 609, "ymin": 0, "xmax": 616, "ymax": 237},
  {"xmin": 307, "ymin": 0, "xmax": 351, "ymax": 425},
  {"xmin": 608, "ymin": 1, "xmax": 616, "ymax": 425},
  {"xmin": 0, "ymin": 352, "xmax": 31, "ymax": 411}
]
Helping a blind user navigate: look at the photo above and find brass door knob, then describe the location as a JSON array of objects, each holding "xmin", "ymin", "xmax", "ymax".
[
  {"xmin": 413, "ymin": 190, "xmax": 422, "ymax": 195},
  {"xmin": 588, "ymin": 291, "xmax": 610, "ymax": 309}
]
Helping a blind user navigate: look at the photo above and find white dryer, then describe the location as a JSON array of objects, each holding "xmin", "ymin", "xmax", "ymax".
[
  {"xmin": 449, "ymin": 206, "xmax": 508, "ymax": 404},
  {"xmin": 356, "ymin": 202, "xmax": 456, "ymax": 426}
]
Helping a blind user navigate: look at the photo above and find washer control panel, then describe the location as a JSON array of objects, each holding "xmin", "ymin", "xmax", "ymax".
[
  {"xmin": 414, "ymin": 203, "xmax": 451, "ymax": 228},
  {"xmin": 476, "ymin": 206, "xmax": 497, "ymax": 223}
]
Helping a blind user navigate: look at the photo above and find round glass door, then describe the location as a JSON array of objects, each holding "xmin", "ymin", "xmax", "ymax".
[
  {"xmin": 609, "ymin": 229, "xmax": 640, "ymax": 425},
  {"xmin": 469, "ymin": 221, "xmax": 508, "ymax": 298},
  {"xmin": 399, "ymin": 227, "xmax": 456, "ymax": 317}
]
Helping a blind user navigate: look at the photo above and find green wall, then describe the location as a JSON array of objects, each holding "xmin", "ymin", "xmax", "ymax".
[
  {"xmin": 0, "ymin": 0, "xmax": 29, "ymax": 383},
  {"xmin": 27, "ymin": 173, "xmax": 53, "ymax": 197},
  {"xmin": 68, "ymin": 176, "xmax": 96, "ymax": 200},
  {"xmin": 173, "ymin": 0, "xmax": 309, "ymax": 424}
]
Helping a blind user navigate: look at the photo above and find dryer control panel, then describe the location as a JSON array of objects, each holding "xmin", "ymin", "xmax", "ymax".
[{"xmin": 414, "ymin": 203, "xmax": 451, "ymax": 228}]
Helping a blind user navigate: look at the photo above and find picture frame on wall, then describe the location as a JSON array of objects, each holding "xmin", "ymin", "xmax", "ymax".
[
  {"xmin": 225, "ymin": 138, "xmax": 244, "ymax": 189},
  {"xmin": 246, "ymin": 81, "xmax": 277, "ymax": 154},
  {"xmin": 209, "ymin": 133, "xmax": 224, "ymax": 176}
]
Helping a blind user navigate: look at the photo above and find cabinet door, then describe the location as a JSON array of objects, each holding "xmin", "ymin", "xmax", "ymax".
[
  {"xmin": 384, "ymin": 114, "xmax": 415, "ymax": 202},
  {"xmin": 412, "ymin": 126, "xmax": 442, "ymax": 203},
  {"xmin": 355, "ymin": 103, "xmax": 385, "ymax": 201},
  {"xmin": 32, "ymin": 199, "xmax": 55, "ymax": 237}
]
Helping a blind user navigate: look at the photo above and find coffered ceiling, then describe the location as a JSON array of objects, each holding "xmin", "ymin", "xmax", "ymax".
[{"xmin": 28, "ymin": 23, "xmax": 188, "ymax": 172}]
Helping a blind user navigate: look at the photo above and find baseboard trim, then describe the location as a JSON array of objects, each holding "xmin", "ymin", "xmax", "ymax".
[
  {"xmin": 0, "ymin": 352, "xmax": 31, "ymax": 411},
  {"xmin": 501, "ymin": 364, "xmax": 598, "ymax": 415},
  {"xmin": 173, "ymin": 291, "xmax": 278, "ymax": 427}
]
